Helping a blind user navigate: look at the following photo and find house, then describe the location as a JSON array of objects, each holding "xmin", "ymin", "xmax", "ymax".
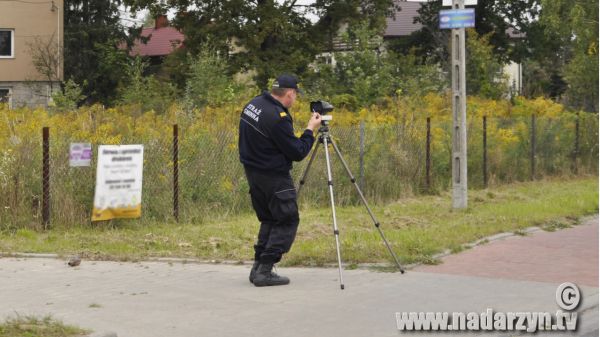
[
  {"xmin": 128, "ymin": 15, "xmax": 185, "ymax": 74},
  {"xmin": 315, "ymin": 2, "xmax": 422, "ymax": 67},
  {"xmin": 384, "ymin": 1, "xmax": 423, "ymax": 38},
  {"xmin": 383, "ymin": 1, "xmax": 524, "ymax": 95},
  {"xmin": 504, "ymin": 27, "xmax": 525, "ymax": 96},
  {"xmin": 318, "ymin": 1, "xmax": 523, "ymax": 95},
  {"xmin": 0, "ymin": 0, "xmax": 63, "ymax": 108}
]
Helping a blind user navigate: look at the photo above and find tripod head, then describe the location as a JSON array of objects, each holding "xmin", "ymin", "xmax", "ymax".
[
  {"xmin": 311, "ymin": 100, "xmax": 334, "ymax": 131},
  {"xmin": 317, "ymin": 124, "xmax": 330, "ymax": 141},
  {"xmin": 310, "ymin": 100, "xmax": 334, "ymax": 115}
]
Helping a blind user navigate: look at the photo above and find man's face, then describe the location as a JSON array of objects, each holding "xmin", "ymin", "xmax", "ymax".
[{"xmin": 284, "ymin": 89, "xmax": 297, "ymax": 108}]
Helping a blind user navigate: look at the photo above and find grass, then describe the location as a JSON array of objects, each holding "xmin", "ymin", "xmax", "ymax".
[
  {"xmin": 0, "ymin": 177, "xmax": 597, "ymax": 267},
  {"xmin": 0, "ymin": 315, "xmax": 88, "ymax": 337}
]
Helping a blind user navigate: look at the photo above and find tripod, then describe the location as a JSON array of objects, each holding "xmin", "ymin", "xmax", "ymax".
[{"xmin": 297, "ymin": 120, "xmax": 405, "ymax": 290}]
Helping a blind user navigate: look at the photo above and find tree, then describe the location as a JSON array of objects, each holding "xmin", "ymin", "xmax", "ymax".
[
  {"xmin": 25, "ymin": 34, "xmax": 63, "ymax": 101},
  {"xmin": 303, "ymin": 20, "xmax": 446, "ymax": 108},
  {"xmin": 392, "ymin": 1, "xmax": 449, "ymax": 63},
  {"xmin": 118, "ymin": 57, "xmax": 178, "ymax": 113},
  {"xmin": 336, "ymin": 22, "xmax": 394, "ymax": 106},
  {"xmin": 184, "ymin": 47, "xmax": 238, "ymax": 108},
  {"xmin": 26, "ymin": 34, "xmax": 62, "ymax": 92},
  {"xmin": 228, "ymin": 0, "xmax": 318, "ymax": 87},
  {"xmin": 389, "ymin": 51, "xmax": 446, "ymax": 98},
  {"xmin": 51, "ymin": 79, "xmax": 87, "ymax": 111},
  {"xmin": 538, "ymin": 0, "xmax": 599, "ymax": 112},
  {"xmin": 301, "ymin": 21, "xmax": 393, "ymax": 107},
  {"xmin": 141, "ymin": 11, "xmax": 155, "ymax": 28},
  {"xmin": 466, "ymin": 30, "xmax": 508, "ymax": 99},
  {"xmin": 123, "ymin": 0, "xmax": 395, "ymax": 88},
  {"xmin": 64, "ymin": 0, "xmax": 140, "ymax": 105},
  {"xmin": 406, "ymin": 0, "xmax": 540, "ymax": 64},
  {"xmin": 160, "ymin": 48, "xmax": 190, "ymax": 91},
  {"xmin": 519, "ymin": 20, "xmax": 568, "ymax": 99}
]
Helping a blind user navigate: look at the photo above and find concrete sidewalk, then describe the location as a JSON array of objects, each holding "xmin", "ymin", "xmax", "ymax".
[{"xmin": 0, "ymin": 217, "xmax": 598, "ymax": 337}]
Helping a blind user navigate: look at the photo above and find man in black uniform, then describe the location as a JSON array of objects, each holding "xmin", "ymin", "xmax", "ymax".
[{"xmin": 239, "ymin": 74, "xmax": 321, "ymax": 287}]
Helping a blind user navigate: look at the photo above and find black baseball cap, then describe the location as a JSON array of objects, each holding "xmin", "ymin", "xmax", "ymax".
[{"xmin": 272, "ymin": 74, "xmax": 303, "ymax": 94}]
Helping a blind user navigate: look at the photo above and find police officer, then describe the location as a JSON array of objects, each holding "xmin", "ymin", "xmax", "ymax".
[{"xmin": 239, "ymin": 74, "xmax": 321, "ymax": 287}]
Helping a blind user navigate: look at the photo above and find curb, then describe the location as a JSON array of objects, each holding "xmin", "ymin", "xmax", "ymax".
[{"xmin": 1, "ymin": 215, "xmax": 596, "ymax": 272}]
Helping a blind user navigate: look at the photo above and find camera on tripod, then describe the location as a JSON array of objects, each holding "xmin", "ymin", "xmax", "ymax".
[
  {"xmin": 310, "ymin": 100, "xmax": 333, "ymax": 122},
  {"xmin": 298, "ymin": 99, "xmax": 405, "ymax": 289}
]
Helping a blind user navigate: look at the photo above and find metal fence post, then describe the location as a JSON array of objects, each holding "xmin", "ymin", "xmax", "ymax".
[
  {"xmin": 359, "ymin": 121, "xmax": 365, "ymax": 190},
  {"xmin": 530, "ymin": 114, "xmax": 536, "ymax": 180},
  {"xmin": 573, "ymin": 113, "xmax": 580, "ymax": 174},
  {"xmin": 42, "ymin": 127, "xmax": 50, "ymax": 228},
  {"xmin": 426, "ymin": 117, "xmax": 431, "ymax": 191},
  {"xmin": 483, "ymin": 116, "xmax": 488, "ymax": 188},
  {"xmin": 173, "ymin": 124, "xmax": 179, "ymax": 222}
]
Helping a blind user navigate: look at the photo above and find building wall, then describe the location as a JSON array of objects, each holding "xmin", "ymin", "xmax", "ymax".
[
  {"xmin": 0, "ymin": 0, "xmax": 63, "ymax": 108},
  {"xmin": 503, "ymin": 61, "xmax": 523, "ymax": 96},
  {"xmin": 0, "ymin": 81, "xmax": 60, "ymax": 109}
]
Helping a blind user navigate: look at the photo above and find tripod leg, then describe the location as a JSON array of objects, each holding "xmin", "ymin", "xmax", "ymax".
[
  {"xmin": 322, "ymin": 137, "xmax": 345, "ymax": 290},
  {"xmin": 296, "ymin": 142, "xmax": 319, "ymax": 196},
  {"xmin": 330, "ymin": 138, "xmax": 405, "ymax": 273}
]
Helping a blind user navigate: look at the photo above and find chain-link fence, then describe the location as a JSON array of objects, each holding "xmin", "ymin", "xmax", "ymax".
[{"xmin": 0, "ymin": 113, "xmax": 597, "ymax": 230}]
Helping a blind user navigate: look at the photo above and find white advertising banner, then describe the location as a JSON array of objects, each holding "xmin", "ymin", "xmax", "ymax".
[{"xmin": 92, "ymin": 145, "xmax": 144, "ymax": 221}]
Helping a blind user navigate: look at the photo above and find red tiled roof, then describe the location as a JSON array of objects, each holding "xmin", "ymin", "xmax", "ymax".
[
  {"xmin": 384, "ymin": 1, "xmax": 423, "ymax": 37},
  {"xmin": 129, "ymin": 26, "xmax": 185, "ymax": 57}
]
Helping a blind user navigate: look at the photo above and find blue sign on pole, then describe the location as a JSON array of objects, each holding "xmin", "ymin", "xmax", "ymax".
[{"xmin": 439, "ymin": 9, "xmax": 475, "ymax": 29}]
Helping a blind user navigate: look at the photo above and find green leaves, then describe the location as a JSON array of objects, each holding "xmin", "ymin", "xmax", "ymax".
[
  {"xmin": 538, "ymin": 0, "xmax": 599, "ymax": 111},
  {"xmin": 50, "ymin": 79, "xmax": 86, "ymax": 112},
  {"xmin": 64, "ymin": 0, "xmax": 137, "ymax": 105},
  {"xmin": 122, "ymin": 0, "xmax": 394, "ymax": 89},
  {"xmin": 466, "ymin": 30, "xmax": 508, "ymax": 99},
  {"xmin": 118, "ymin": 57, "xmax": 178, "ymax": 113},
  {"xmin": 185, "ymin": 47, "xmax": 239, "ymax": 109}
]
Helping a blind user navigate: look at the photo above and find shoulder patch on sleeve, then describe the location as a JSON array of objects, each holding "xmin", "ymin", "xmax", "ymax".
[{"xmin": 279, "ymin": 112, "xmax": 287, "ymax": 118}]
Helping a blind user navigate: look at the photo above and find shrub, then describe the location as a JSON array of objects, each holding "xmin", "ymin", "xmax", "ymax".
[{"xmin": 117, "ymin": 57, "xmax": 178, "ymax": 114}]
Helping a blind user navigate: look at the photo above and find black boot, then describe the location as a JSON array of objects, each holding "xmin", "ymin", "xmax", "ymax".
[
  {"xmin": 253, "ymin": 263, "xmax": 290, "ymax": 287},
  {"xmin": 249, "ymin": 261, "xmax": 260, "ymax": 284}
]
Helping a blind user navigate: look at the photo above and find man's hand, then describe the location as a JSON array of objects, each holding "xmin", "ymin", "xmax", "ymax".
[{"xmin": 306, "ymin": 113, "xmax": 321, "ymax": 132}]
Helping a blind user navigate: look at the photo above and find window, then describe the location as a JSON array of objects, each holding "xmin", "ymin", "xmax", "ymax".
[
  {"xmin": 0, "ymin": 88, "xmax": 12, "ymax": 108},
  {"xmin": 316, "ymin": 53, "xmax": 334, "ymax": 65},
  {"xmin": 0, "ymin": 29, "xmax": 14, "ymax": 58}
]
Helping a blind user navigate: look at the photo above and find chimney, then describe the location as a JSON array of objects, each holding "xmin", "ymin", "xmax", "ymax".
[{"xmin": 155, "ymin": 15, "xmax": 169, "ymax": 29}]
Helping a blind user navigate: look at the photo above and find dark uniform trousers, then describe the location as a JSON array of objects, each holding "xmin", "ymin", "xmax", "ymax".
[{"xmin": 245, "ymin": 167, "xmax": 299, "ymax": 264}]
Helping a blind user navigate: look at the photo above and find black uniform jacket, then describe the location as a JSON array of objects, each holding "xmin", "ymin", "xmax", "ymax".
[{"xmin": 239, "ymin": 92, "xmax": 315, "ymax": 173}]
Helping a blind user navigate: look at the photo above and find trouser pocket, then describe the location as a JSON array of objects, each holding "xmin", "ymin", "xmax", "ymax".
[{"xmin": 269, "ymin": 188, "xmax": 299, "ymax": 224}]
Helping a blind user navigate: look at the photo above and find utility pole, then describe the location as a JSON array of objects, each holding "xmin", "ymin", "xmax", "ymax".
[{"xmin": 451, "ymin": 0, "xmax": 468, "ymax": 209}]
